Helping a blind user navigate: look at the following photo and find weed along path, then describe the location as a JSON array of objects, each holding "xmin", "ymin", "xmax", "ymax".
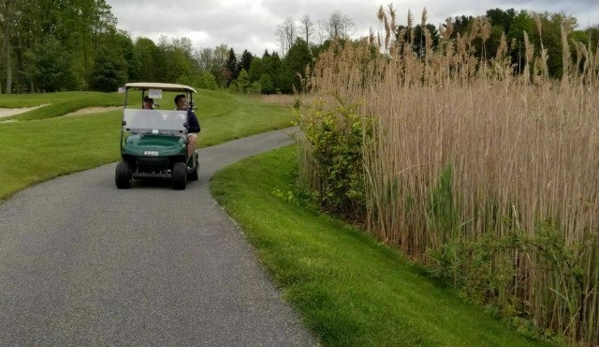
[{"xmin": 0, "ymin": 127, "xmax": 316, "ymax": 346}]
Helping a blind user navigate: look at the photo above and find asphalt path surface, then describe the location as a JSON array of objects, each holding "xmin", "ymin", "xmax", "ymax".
[{"xmin": 0, "ymin": 127, "xmax": 318, "ymax": 346}]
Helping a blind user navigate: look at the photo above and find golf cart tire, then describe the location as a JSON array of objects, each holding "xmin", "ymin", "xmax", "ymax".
[
  {"xmin": 172, "ymin": 162, "xmax": 187, "ymax": 190},
  {"xmin": 188, "ymin": 169, "xmax": 198, "ymax": 181},
  {"xmin": 115, "ymin": 160, "xmax": 132, "ymax": 189}
]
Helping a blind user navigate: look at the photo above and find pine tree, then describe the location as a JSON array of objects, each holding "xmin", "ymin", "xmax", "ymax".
[{"xmin": 225, "ymin": 48, "xmax": 239, "ymax": 86}]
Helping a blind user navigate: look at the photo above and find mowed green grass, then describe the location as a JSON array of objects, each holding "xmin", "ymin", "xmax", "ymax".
[
  {"xmin": 211, "ymin": 146, "xmax": 561, "ymax": 347},
  {"xmin": 0, "ymin": 89, "xmax": 295, "ymax": 201},
  {"xmin": 0, "ymin": 91, "xmax": 108, "ymax": 108},
  {"xmin": 0, "ymin": 112, "xmax": 121, "ymax": 198}
]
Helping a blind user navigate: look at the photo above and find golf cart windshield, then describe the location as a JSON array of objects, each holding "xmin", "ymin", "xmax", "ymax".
[{"xmin": 123, "ymin": 109, "xmax": 187, "ymax": 134}]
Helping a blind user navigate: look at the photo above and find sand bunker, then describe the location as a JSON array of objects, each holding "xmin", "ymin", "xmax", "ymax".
[
  {"xmin": 0, "ymin": 105, "xmax": 121, "ymax": 122},
  {"xmin": 0, "ymin": 105, "xmax": 47, "ymax": 119},
  {"xmin": 63, "ymin": 106, "xmax": 121, "ymax": 117}
]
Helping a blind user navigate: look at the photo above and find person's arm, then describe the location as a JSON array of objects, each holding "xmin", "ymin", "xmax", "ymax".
[{"xmin": 187, "ymin": 111, "xmax": 200, "ymax": 133}]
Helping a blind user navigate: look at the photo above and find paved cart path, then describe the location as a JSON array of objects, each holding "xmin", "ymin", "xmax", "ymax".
[{"xmin": 0, "ymin": 127, "xmax": 317, "ymax": 346}]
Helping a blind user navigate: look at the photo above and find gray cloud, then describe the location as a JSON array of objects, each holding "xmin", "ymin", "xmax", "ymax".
[{"xmin": 106, "ymin": 0, "xmax": 599, "ymax": 56}]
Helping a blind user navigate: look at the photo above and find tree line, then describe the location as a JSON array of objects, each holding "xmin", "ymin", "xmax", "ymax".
[
  {"xmin": 394, "ymin": 8, "xmax": 599, "ymax": 79},
  {"xmin": 1, "ymin": 1, "xmax": 597, "ymax": 94}
]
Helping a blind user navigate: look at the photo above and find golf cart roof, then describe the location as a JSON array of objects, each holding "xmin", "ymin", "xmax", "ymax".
[{"xmin": 125, "ymin": 82, "xmax": 196, "ymax": 93}]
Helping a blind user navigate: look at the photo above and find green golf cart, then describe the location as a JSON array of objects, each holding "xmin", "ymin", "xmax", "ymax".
[{"xmin": 115, "ymin": 82, "xmax": 199, "ymax": 190}]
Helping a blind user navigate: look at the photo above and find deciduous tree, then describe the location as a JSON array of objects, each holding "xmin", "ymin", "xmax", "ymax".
[
  {"xmin": 299, "ymin": 15, "xmax": 314, "ymax": 46},
  {"xmin": 326, "ymin": 10, "xmax": 356, "ymax": 39},
  {"xmin": 134, "ymin": 37, "xmax": 161, "ymax": 82},
  {"xmin": 32, "ymin": 37, "xmax": 78, "ymax": 92},
  {"xmin": 276, "ymin": 17, "xmax": 296, "ymax": 55},
  {"xmin": 282, "ymin": 38, "xmax": 311, "ymax": 92}
]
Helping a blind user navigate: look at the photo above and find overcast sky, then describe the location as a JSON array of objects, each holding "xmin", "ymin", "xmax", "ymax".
[{"xmin": 105, "ymin": 0, "xmax": 599, "ymax": 56}]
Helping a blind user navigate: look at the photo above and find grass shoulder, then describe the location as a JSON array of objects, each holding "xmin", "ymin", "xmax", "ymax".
[{"xmin": 210, "ymin": 145, "xmax": 562, "ymax": 347}]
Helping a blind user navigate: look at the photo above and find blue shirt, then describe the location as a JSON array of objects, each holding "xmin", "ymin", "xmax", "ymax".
[{"xmin": 187, "ymin": 111, "xmax": 200, "ymax": 133}]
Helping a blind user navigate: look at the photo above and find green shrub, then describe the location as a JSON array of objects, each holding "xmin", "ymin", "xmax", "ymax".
[
  {"xmin": 249, "ymin": 81, "xmax": 262, "ymax": 95},
  {"xmin": 259, "ymin": 74, "xmax": 275, "ymax": 94},
  {"xmin": 228, "ymin": 80, "xmax": 240, "ymax": 93},
  {"xmin": 298, "ymin": 100, "xmax": 369, "ymax": 222}
]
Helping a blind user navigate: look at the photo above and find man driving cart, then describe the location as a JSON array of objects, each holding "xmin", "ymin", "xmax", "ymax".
[{"xmin": 174, "ymin": 94, "xmax": 200, "ymax": 161}]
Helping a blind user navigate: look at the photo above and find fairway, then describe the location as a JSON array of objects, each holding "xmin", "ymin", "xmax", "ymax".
[{"xmin": 0, "ymin": 89, "xmax": 296, "ymax": 201}]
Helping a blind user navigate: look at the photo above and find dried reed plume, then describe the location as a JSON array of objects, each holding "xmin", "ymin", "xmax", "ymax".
[{"xmin": 300, "ymin": 6, "xmax": 599, "ymax": 345}]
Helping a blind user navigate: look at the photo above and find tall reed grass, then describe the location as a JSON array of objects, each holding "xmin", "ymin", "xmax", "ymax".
[{"xmin": 298, "ymin": 6, "xmax": 599, "ymax": 345}]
